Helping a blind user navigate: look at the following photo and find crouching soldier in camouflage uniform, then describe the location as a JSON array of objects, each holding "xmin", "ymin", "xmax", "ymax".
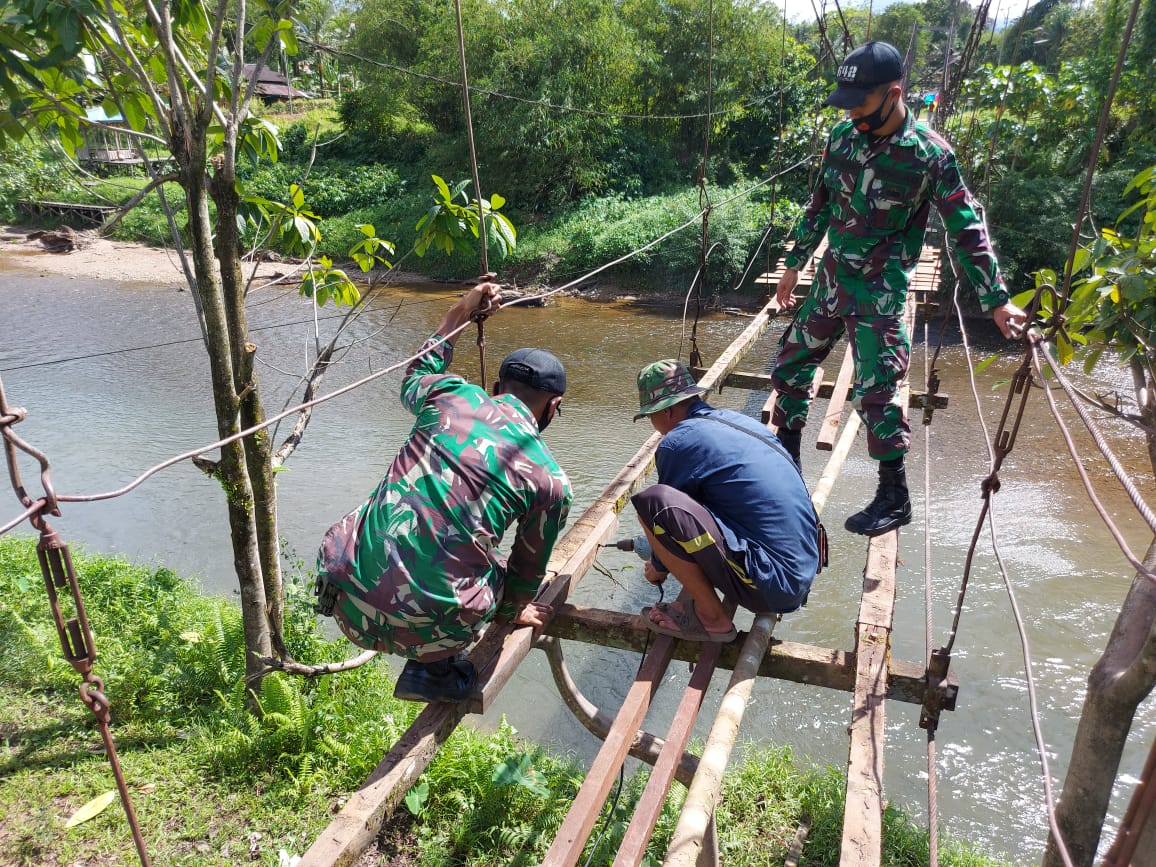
[
  {"xmin": 771, "ymin": 41, "xmax": 1026, "ymax": 536},
  {"xmin": 314, "ymin": 283, "xmax": 571, "ymax": 702}
]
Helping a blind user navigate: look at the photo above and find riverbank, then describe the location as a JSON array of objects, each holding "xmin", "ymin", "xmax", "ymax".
[
  {"xmin": 0, "ymin": 224, "xmax": 768, "ymax": 310},
  {"xmin": 0, "ymin": 225, "xmax": 318, "ymax": 289}
]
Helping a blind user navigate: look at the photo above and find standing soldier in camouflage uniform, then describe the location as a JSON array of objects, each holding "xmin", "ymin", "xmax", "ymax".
[
  {"xmin": 771, "ymin": 41, "xmax": 1026, "ymax": 537},
  {"xmin": 314, "ymin": 283, "xmax": 571, "ymax": 702}
]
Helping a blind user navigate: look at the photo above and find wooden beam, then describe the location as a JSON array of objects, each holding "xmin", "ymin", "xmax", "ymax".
[
  {"xmin": 614, "ymin": 625, "xmax": 727, "ymax": 867},
  {"xmin": 664, "ymin": 615, "xmax": 779, "ymax": 867},
  {"xmin": 691, "ymin": 367, "xmax": 947, "ymax": 410},
  {"xmin": 840, "ymin": 532, "xmax": 898, "ymax": 867},
  {"xmin": 538, "ymin": 636, "xmax": 700, "ymax": 788},
  {"xmin": 543, "ymin": 606, "xmax": 955, "ymax": 709},
  {"xmin": 817, "ymin": 347, "xmax": 855, "ymax": 452},
  {"xmin": 297, "ymin": 623, "xmax": 510, "ymax": 867},
  {"xmin": 542, "ymin": 627, "xmax": 680, "ymax": 867}
]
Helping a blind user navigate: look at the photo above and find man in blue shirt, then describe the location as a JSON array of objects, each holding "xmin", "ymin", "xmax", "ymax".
[{"xmin": 630, "ymin": 360, "xmax": 821, "ymax": 641}]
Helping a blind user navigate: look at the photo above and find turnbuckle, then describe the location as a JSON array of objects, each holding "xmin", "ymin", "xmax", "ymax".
[{"xmin": 919, "ymin": 647, "xmax": 957, "ymax": 732}]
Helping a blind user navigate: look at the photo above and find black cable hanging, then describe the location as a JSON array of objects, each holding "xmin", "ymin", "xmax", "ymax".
[
  {"xmin": 452, "ymin": 0, "xmax": 493, "ymax": 386},
  {"xmin": 688, "ymin": 0, "xmax": 717, "ymax": 371}
]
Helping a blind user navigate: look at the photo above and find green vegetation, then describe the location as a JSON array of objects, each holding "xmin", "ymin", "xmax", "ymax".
[
  {"xmin": 3, "ymin": 0, "xmax": 1153, "ymax": 297},
  {"xmin": 0, "ymin": 536, "xmax": 1009, "ymax": 865}
]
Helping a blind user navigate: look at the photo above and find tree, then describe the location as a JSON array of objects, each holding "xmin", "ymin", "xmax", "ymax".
[
  {"xmin": 1021, "ymin": 164, "xmax": 1156, "ymax": 866},
  {"xmin": 0, "ymin": 0, "xmax": 377, "ymax": 691}
]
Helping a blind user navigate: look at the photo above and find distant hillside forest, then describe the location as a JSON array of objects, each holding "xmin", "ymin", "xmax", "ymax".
[{"xmin": 2, "ymin": 0, "xmax": 1153, "ymax": 293}]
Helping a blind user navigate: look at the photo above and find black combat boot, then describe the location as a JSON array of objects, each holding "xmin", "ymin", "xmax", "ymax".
[
  {"xmin": 776, "ymin": 427, "xmax": 803, "ymax": 471},
  {"xmin": 844, "ymin": 461, "xmax": 913, "ymax": 536}
]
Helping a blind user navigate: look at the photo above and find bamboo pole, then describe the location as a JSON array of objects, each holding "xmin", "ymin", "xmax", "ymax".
[{"xmin": 663, "ymin": 614, "xmax": 779, "ymax": 867}]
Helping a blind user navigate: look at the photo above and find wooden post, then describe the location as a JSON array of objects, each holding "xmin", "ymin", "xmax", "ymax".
[{"xmin": 817, "ymin": 347, "xmax": 855, "ymax": 451}]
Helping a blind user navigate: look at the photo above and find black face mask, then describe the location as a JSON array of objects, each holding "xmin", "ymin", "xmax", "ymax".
[
  {"xmin": 853, "ymin": 89, "xmax": 898, "ymax": 135},
  {"xmin": 536, "ymin": 396, "xmax": 562, "ymax": 432}
]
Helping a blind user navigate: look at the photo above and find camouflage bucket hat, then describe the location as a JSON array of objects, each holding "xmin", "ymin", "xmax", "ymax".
[{"xmin": 633, "ymin": 359, "xmax": 708, "ymax": 421}]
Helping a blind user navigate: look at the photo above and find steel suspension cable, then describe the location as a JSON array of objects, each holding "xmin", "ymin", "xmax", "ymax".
[
  {"xmin": 951, "ymin": 0, "xmax": 1006, "ymax": 156},
  {"xmin": 980, "ymin": 0, "xmax": 1035, "ymax": 202},
  {"xmin": 688, "ymin": 0, "xmax": 717, "ymax": 365},
  {"xmin": 940, "ymin": 0, "xmax": 992, "ymax": 123},
  {"xmin": 921, "ymin": 318, "xmax": 940, "ymax": 867},
  {"xmin": 1029, "ymin": 340, "xmax": 1156, "ymax": 584},
  {"xmin": 932, "ymin": 289, "xmax": 1077, "ymax": 866},
  {"xmin": 39, "ymin": 169, "xmax": 796, "ymax": 510},
  {"xmin": 301, "ymin": 39, "xmax": 744, "ymax": 122},
  {"xmin": 985, "ymin": 500, "xmax": 1075, "ymax": 867},
  {"xmin": 452, "ymin": 0, "xmax": 493, "ymax": 386}
]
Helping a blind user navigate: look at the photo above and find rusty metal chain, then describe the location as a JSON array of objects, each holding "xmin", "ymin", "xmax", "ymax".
[
  {"xmin": 1, "ymin": 379, "xmax": 59, "ymax": 532},
  {"xmin": 0, "ymin": 376, "xmax": 151, "ymax": 866}
]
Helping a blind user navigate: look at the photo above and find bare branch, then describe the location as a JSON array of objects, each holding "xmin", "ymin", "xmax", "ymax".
[
  {"xmin": 139, "ymin": 0, "xmax": 195, "ymax": 126},
  {"xmin": 99, "ymin": 173, "xmax": 180, "ymax": 235},
  {"xmin": 204, "ymin": 0, "xmax": 232, "ymax": 104},
  {"xmin": 1066, "ymin": 383, "xmax": 1151, "ymax": 429},
  {"xmin": 271, "ymin": 345, "xmax": 334, "ymax": 466},
  {"xmin": 258, "ymin": 649, "xmax": 379, "ymax": 678},
  {"xmin": 99, "ymin": 0, "xmax": 174, "ymax": 139}
]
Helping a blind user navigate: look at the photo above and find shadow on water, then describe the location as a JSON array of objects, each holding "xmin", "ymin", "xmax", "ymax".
[{"xmin": 2, "ymin": 264, "xmax": 1153, "ymax": 861}]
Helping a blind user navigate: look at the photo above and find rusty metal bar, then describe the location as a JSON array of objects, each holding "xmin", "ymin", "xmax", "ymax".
[
  {"xmin": 538, "ymin": 636, "xmax": 699, "ymax": 788},
  {"xmin": 542, "ymin": 630, "xmax": 680, "ymax": 867}
]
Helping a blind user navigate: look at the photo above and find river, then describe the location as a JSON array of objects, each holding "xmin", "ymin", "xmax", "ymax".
[{"xmin": 1, "ymin": 261, "xmax": 1153, "ymax": 863}]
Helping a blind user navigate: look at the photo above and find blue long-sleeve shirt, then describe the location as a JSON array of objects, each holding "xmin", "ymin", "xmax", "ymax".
[{"xmin": 656, "ymin": 400, "xmax": 819, "ymax": 609}]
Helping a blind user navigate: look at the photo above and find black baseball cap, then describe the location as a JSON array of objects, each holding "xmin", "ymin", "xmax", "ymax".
[
  {"xmin": 825, "ymin": 41, "xmax": 905, "ymax": 109},
  {"xmin": 499, "ymin": 348, "xmax": 567, "ymax": 395}
]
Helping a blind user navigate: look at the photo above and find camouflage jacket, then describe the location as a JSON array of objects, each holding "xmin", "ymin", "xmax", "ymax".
[
  {"xmin": 348, "ymin": 334, "xmax": 571, "ymax": 628},
  {"xmin": 783, "ymin": 114, "xmax": 1009, "ymax": 317}
]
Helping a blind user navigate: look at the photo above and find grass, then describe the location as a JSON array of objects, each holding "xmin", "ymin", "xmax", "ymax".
[{"xmin": 0, "ymin": 536, "xmax": 1010, "ymax": 865}]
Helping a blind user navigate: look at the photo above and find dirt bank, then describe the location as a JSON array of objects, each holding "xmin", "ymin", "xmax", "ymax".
[{"xmin": 0, "ymin": 226, "xmax": 294, "ymax": 287}]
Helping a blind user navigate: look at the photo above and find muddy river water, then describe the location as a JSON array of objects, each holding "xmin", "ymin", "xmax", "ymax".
[{"xmin": 2, "ymin": 262, "xmax": 1153, "ymax": 862}]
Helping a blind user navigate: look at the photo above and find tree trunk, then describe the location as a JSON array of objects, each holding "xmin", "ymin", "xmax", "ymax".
[
  {"xmin": 181, "ymin": 157, "xmax": 272, "ymax": 689},
  {"xmin": 1044, "ymin": 541, "xmax": 1156, "ymax": 866},
  {"xmin": 210, "ymin": 167, "xmax": 286, "ymax": 658}
]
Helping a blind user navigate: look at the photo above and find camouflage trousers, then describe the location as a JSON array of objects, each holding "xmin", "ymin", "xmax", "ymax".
[
  {"xmin": 771, "ymin": 290, "xmax": 911, "ymax": 461},
  {"xmin": 315, "ymin": 505, "xmax": 498, "ymax": 663}
]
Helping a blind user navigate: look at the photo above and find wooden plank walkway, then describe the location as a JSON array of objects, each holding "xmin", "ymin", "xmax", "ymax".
[
  {"xmin": 19, "ymin": 200, "xmax": 117, "ymax": 227},
  {"xmin": 301, "ymin": 240, "xmax": 952, "ymax": 867}
]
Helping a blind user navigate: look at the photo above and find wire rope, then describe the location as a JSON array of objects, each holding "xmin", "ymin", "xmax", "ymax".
[
  {"xmin": 40, "ymin": 167, "xmax": 799, "ymax": 509},
  {"xmin": 931, "ymin": 286, "xmax": 1077, "ymax": 866},
  {"xmin": 921, "ymin": 310, "xmax": 944, "ymax": 867},
  {"xmin": 985, "ymin": 500, "xmax": 1075, "ymax": 867},
  {"xmin": 1030, "ymin": 341, "xmax": 1156, "ymax": 583},
  {"xmin": 302, "ymin": 39, "xmax": 746, "ymax": 122}
]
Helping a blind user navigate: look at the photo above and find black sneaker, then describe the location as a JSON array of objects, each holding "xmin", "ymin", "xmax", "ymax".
[{"xmin": 393, "ymin": 658, "xmax": 478, "ymax": 703}]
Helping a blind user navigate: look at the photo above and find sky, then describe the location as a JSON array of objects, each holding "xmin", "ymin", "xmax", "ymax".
[
  {"xmin": 777, "ymin": 0, "xmax": 1024, "ymax": 24},
  {"xmin": 777, "ymin": 0, "xmax": 908, "ymax": 23}
]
